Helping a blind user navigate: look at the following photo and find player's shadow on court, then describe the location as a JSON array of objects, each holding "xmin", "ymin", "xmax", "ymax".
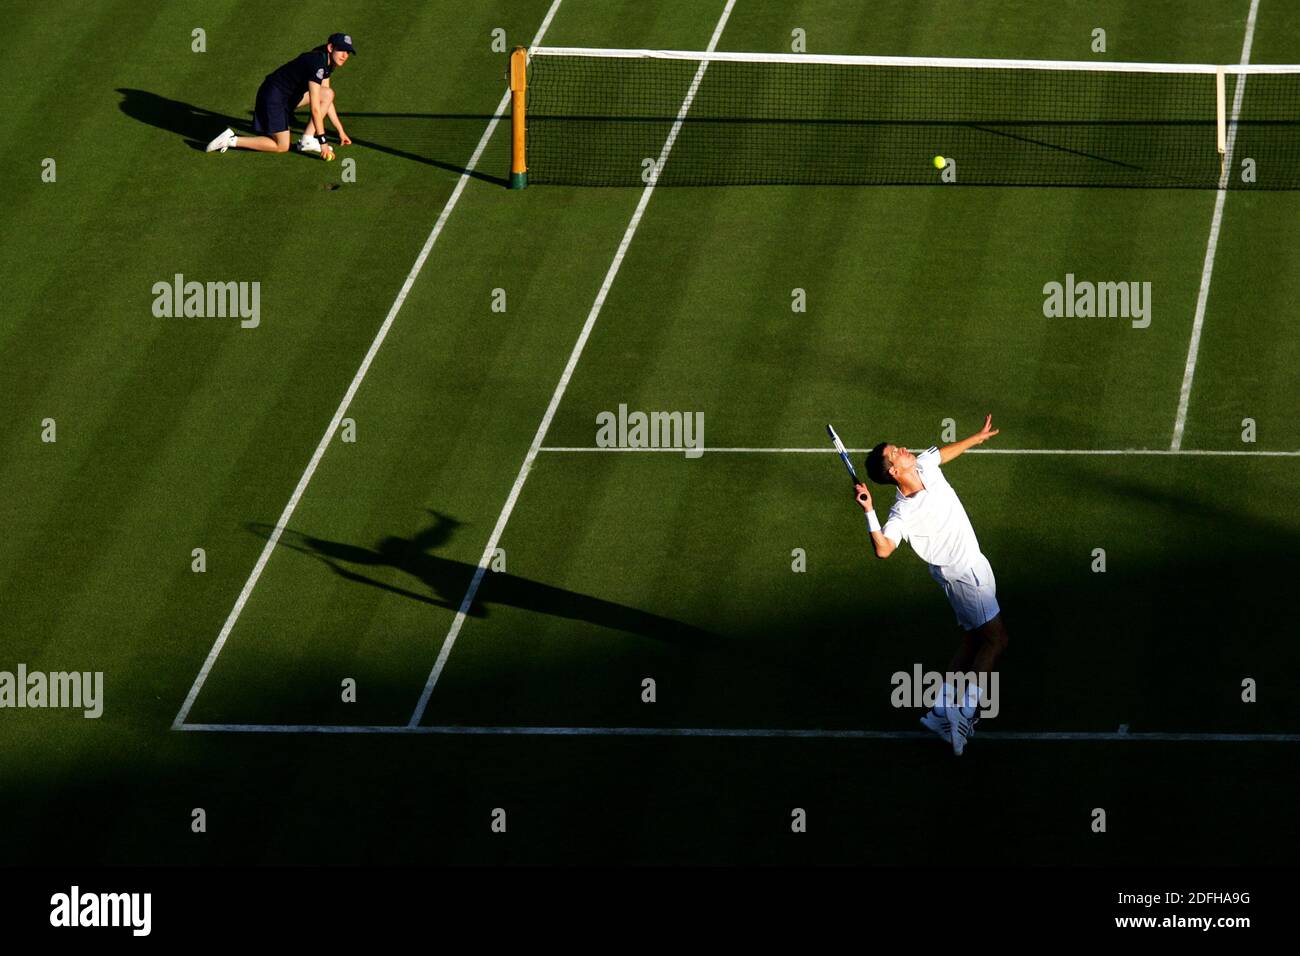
[
  {"xmin": 115, "ymin": 89, "xmax": 509, "ymax": 185},
  {"xmin": 247, "ymin": 511, "xmax": 719, "ymax": 647}
]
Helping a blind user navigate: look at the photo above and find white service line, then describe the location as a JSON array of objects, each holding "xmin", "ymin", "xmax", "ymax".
[
  {"xmin": 171, "ymin": 0, "xmax": 567, "ymax": 731},
  {"xmin": 406, "ymin": 0, "xmax": 739, "ymax": 729},
  {"xmin": 538, "ymin": 446, "xmax": 1300, "ymax": 457},
  {"xmin": 1170, "ymin": 0, "xmax": 1261, "ymax": 451},
  {"xmin": 177, "ymin": 722, "xmax": 1300, "ymax": 742}
]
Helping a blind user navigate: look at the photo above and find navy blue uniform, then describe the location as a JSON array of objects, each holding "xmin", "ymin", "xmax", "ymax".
[{"xmin": 253, "ymin": 48, "xmax": 334, "ymax": 135}]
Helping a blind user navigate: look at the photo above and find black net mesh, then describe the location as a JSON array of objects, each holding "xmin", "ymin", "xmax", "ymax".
[{"xmin": 524, "ymin": 54, "xmax": 1300, "ymax": 188}]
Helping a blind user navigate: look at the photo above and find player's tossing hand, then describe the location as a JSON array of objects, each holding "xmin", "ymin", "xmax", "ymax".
[
  {"xmin": 853, "ymin": 482, "xmax": 873, "ymax": 513},
  {"xmin": 975, "ymin": 413, "xmax": 1000, "ymax": 443}
]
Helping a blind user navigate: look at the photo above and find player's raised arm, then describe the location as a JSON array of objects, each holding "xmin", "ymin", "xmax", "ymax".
[
  {"xmin": 939, "ymin": 414, "xmax": 1000, "ymax": 464},
  {"xmin": 854, "ymin": 483, "xmax": 897, "ymax": 558}
]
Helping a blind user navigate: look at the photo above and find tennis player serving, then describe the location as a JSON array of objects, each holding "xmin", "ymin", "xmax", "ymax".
[
  {"xmin": 855, "ymin": 415, "xmax": 1009, "ymax": 756},
  {"xmin": 206, "ymin": 33, "xmax": 356, "ymax": 159}
]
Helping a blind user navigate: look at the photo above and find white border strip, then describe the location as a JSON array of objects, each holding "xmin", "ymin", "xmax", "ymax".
[
  {"xmin": 405, "ymin": 0, "xmax": 740, "ymax": 729},
  {"xmin": 1170, "ymin": 0, "xmax": 1261, "ymax": 451},
  {"xmin": 538, "ymin": 446, "xmax": 1300, "ymax": 457},
  {"xmin": 178, "ymin": 723, "xmax": 1300, "ymax": 742},
  {"xmin": 529, "ymin": 45, "xmax": 1299, "ymax": 74},
  {"xmin": 171, "ymin": 0, "xmax": 567, "ymax": 731}
]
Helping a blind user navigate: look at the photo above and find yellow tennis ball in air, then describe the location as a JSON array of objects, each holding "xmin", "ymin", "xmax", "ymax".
[{"xmin": 933, "ymin": 155, "xmax": 946, "ymax": 169}]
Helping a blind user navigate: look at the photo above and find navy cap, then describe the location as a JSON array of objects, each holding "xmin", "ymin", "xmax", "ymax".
[{"xmin": 328, "ymin": 33, "xmax": 356, "ymax": 53}]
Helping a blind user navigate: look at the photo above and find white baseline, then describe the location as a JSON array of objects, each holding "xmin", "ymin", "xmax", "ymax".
[{"xmin": 177, "ymin": 723, "xmax": 1300, "ymax": 742}]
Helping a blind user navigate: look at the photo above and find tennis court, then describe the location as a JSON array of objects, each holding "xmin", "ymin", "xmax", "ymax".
[{"xmin": 2, "ymin": 0, "xmax": 1297, "ymax": 865}]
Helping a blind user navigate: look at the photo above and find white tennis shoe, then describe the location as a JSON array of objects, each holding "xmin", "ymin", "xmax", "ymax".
[
  {"xmin": 206, "ymin": 128, "xmax": 237, "ymax": 153},
  {"xmin": 920, "ymin": 711, "xmax": 950, "ymax": 742},
  {"xmin": 299, "ymin": 134, "xmax": 322, "ymax": 154},
  {"xmin": 949, "ymin": 711, "xmax": 979, "ymax": 756}
]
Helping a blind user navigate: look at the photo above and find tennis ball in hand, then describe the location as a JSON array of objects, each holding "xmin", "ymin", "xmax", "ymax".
[
  {"xmin": 932, "ymin": 155, "xmax": 946, "ymax": 169},
  {"xmin": 324, "ymin": 151, "xmax": 335, "ymax": 162}
]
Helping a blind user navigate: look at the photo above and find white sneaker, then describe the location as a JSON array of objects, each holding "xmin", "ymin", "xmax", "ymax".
[
  {"xmin": 920, "ymin": 711, "xmax": 950, "ymax": 742},
  {"xmin": 206, "ymin": 127, "xmax": 237, "ymax": 153},
  {"xmin": 299, "ymin": 134, "xmax": 321, "ymax": 154},
  {"xmin": 949, "ymin": 711, "xmax": 978, "ymax": 756}
]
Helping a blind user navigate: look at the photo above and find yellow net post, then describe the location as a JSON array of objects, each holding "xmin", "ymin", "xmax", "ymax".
[{"xmin": 510, "ymin": 46, "xmax": 528, "ymax": 189}]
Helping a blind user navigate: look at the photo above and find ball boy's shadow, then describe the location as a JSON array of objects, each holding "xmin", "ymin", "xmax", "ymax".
[{"xmin": 116, "ymin": 88, "xmax": 509, "ymax": 183}]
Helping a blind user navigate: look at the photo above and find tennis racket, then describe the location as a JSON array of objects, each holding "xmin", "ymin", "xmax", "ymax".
[{"xmin": 825, "ymin": 424, "xmax": 861, "ymax": 484}]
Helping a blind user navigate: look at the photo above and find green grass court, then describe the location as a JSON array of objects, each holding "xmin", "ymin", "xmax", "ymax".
[{"xmin": 2, "ymin": 0, "xmax": 1298, "ymax": 865}]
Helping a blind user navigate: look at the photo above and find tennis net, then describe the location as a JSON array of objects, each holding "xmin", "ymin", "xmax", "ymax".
[{"xmin": 516, "ymin": 48, "xmax": 1300, "ymax": 189}]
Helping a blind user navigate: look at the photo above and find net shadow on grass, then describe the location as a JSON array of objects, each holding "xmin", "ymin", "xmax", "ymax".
[
  {"xmin": 247, "ymin": 510, "xmax": 723, "ymax": 649},
  {"xmin": 115, "ymin": 89, "xmax": 509, "ymax": 185}
]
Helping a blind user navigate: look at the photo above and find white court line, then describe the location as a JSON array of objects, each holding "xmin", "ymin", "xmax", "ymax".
[
  {"xmin": 406, "ymin": 0, "xmax": 739, "ymax": 728},
  {"xmin": 171, "ymin": 0, "xmax": 567, "ymax": 731},
  {"xmin": 177, "ymin": 723, "xmax": 1300, "ymax": 742},
  {"xmin": 1170, "ymin": 0, "xmax": 1261, "ymax": 451},
  {"xmin": 538, "ymin": 446, "xmax": 1300, "ymax": 457}
]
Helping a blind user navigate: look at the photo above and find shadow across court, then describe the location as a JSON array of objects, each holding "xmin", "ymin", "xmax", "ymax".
[
  {"xmin": 248, "ymin": 510, "xmax": 721, "ymax": 648},
  {"xmin": 115, "ymin": 89, "xmax": 509, "ymax": 185}
]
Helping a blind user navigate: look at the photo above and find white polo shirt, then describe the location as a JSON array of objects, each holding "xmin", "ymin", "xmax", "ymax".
[{"xmin": 881, "ymin": 447, "xmax": 983, "ymax": 583}]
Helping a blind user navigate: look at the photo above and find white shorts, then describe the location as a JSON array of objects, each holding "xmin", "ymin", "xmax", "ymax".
[{"xmin": 930, "ymin": 554, "xmax": 1000, "ymax": 632}]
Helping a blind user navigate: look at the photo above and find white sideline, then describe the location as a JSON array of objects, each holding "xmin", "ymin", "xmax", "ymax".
[
  {"xmin": 177, "ymin": 723, "xmax": 1300, "ymax": 742},
  {"xmin": 1170, "ymin": 0, "xmax": 1260, "ymax": 451},
  {"xmin": 406, "ymin": 0, "xmax": 739, "ymax": 728},
  {"xmin": 538, "ymin": 446, "xmax": 1300, "ymax": 457},
  {"xmin": 171, "ymin": 0, "xmax": 567, "ymax": 731}
]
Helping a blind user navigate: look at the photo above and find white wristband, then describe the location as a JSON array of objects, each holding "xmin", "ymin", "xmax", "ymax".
[{"xmin": 866, "ymin": 511, "xmax": 881, "ymax": 533}]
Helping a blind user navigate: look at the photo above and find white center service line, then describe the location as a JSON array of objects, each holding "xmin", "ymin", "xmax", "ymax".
[
  {"xmin": 407, "ymin": 0, "xmax": 739, "ymax": 729},
  {"xmin": 1170, "ymin": 0, "xmax": 1260, "ymax": 451},
  {"xmin": 538, "ymin": 446, "xmax": 1300, "ymax": 457},
  {"xmin": 171, "ymin": 0, "xmax": 567, "ymax": 731}
]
